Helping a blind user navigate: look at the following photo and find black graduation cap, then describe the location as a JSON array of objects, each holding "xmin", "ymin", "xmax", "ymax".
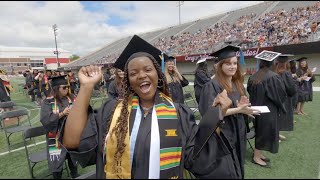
[
  {"xmin": 49, "ymin": 75, "xmax": 68, "ymax": 87},
  {"xmin": 165, "ymin": 56, "xmax": 175, "ymax": 62},
  {"xmin": 114, "ymin": 35, "xmax": 169, "ymax": 71},
  {"xmin": 211, "ymin": 44, "xmax": 240, "ymax": 62},
  {"xmin": 296, "ymin": 57, "xmax": 308, "ymax": 62},
  {"xmin": 277, "ymin": 54, "xmax": 294, "ymax": 63}
]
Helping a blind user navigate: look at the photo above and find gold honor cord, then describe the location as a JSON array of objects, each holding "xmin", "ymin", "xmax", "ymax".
[{"xmin": 105, "ymin": 98, "xmax": 132, "ymax": 179}]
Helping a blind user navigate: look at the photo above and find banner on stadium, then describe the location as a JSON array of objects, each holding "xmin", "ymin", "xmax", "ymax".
[{"xmin": 175, "ymin": 46, "xmax": 274, "ymax": 62}]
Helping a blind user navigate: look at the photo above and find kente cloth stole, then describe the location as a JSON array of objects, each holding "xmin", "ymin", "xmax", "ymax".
[
  {"xmin": 104, "ymin": 92, "xmax": 182, "ymax": 179},
  {"xmin": 48, "ymin": 97, "xmax": 74, "ymax": 162}
]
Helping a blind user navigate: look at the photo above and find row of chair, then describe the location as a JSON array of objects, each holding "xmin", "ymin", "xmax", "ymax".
[{"xmin": 0, "ymin": 101, "xmax": 32, "ymax": 151}]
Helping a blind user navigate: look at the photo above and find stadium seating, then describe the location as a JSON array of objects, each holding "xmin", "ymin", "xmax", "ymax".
[{"xmin": 65, "ymin": 1, "xmax": 320, "ymax": 68}]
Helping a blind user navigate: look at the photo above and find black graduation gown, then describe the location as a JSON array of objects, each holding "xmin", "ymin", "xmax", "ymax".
[
  {"xmin": 198, "ymin": 78, "xmax": 246, "ymax": 178},
  {"xmin": 194, "ymin": 70, "xmax": 211, "ymax": 104},
  {"xmin": 63, "ymin": 96, "xmax": 241, "ymax": 179},
  {"xmin": 278, "ymin": 71, "xmax": 297, "ymax": 131},
  {"xmin": 103, "ymin": 73, "xmax": 112, "ymax": 90},
  {"xmin": 40, "ymin": 95, "xmax": 76, "ymax": 172},
  {"xmin": 168, "ymin": 75, "xmax": 189, "ymax": 104},
  {"xmin": 42, "ymin": 80, "xmax": 52, "ymax": 98},
  {"xmin": 247, "ymin": 70, "xmax": 287, "ymax": 153},
  {"xmin": 107, "ymin": 80, "xmax": 119, "ymax": 100},
  {"xmin": 296, "ymin": 69, "xmax": 315, "ymax": 102},
  {"xmin": 291, "ymin": 74, "xmax": 299, "ymax": 109},
  {"xmin": 0, "ymin": 78, "xmax": 11, "ymax": 102}
]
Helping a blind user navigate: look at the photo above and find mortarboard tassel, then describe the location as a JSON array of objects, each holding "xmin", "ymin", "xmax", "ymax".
[
  {"xmin": 239, "ymin": 49, "xmax": 246, "ymax": 66},
  {"xmin": 256, "ymin": 59, "xmax": 260, "ymax": 71}
]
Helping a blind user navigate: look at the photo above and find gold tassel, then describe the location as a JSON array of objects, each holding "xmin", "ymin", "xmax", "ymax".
[{"xmin": 67, "ymin": 78, "xmax": 71, "ymax": 94}]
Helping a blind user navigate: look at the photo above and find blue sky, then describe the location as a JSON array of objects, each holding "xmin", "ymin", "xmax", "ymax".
[{"xmin": 80, "ymin": 1, "xmax": 134, "ymax": 26}]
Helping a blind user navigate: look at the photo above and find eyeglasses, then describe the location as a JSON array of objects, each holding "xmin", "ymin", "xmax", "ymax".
[{"xmin": 60, "ymin": 86, "xmax": 69, "ymax": 90}]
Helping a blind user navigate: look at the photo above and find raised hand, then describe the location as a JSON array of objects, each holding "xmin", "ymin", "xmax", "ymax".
[
  {"xmin": 78, "ymin": 65, "xmax": 102, "ymax": 88},
  {"xmin": 213, "ymin": 89, "xmax": 232, "ymax": 117}
]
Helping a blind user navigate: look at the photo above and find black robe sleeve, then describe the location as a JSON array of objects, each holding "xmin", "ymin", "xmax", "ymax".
[
  {"xmin": 181, "ymin": 103, "xmax": 239, "ymax": 179},
  {"xmin": 107, "ymin": 80, "xmax": 118, "ymax": 100},
  {"xmin": 180, "ymin": 75, "xmax": 189, "ymax": 87},
  {"xmin": 40, "ymin": 99, "xmax": 60, "ymax": 133},
  {"xmin": 198, "ymin": 80, "xmax": 220, "ymax": 116},
  {"xmin": 265, "ymin": 75, "xmax": 287, "ymax": 113},
  {"xmin": 62, "ymin": 99, "xmax": 117, "ymax": 168},
  {"xmin": 196, "ymin": 71, "xmax": 211, "ymax": 85},
  {"xmin": 281, "ymin": 71, "xmax": 297, "ymax": 97}
]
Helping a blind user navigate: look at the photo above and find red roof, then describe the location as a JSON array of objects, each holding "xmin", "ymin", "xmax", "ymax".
[{"xmin": 45, "ymin": 58, "xmax": 70, "ymax": 64}]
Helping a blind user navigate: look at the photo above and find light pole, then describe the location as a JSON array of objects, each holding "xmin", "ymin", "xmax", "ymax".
[
  {"xmin": 177, "ymin": 1, "xmax": 184, "ymax": 25},
  {"xmin": 52, "ymin": 24, "xmax": 60, "ymax": 68}
]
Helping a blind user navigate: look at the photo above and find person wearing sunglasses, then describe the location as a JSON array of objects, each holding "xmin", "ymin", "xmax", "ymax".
[{"xmin": 40, "ymin": 75, "xmax": 79, "ymax": 179}]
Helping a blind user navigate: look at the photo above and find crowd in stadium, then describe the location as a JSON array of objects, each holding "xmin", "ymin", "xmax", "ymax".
[
  {"xmin": 94, "ymin": 2, "xmax": 320, "ymax": 65},
  {"xmin": 155, "ymin": 3, "xmax": 320, "ymax": 56}
]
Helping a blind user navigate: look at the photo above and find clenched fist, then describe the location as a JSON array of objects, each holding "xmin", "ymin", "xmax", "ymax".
[{"xmin": 78, "ymin": 65, "xmax": 103, "ymax": 88}]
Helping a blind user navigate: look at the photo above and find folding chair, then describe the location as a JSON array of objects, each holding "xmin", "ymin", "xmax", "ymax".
[
  {"xmin": 23, "ymin": 126, "xmax": 71, "ymax": 179},
  {"xmin": 246, "ymin": 118, "xmax": 255, "ymax": 152},
  {"xmin": 0, "ymin": 108, "xmax": 32, "ymax": 151},
  {"xmin": 183, "ymin": 92, "xmax": 199, "ymax": 114},
  {"xmin": 23, "ymin": 126, "xmax": 50, "ymax": 179},
  {"xmin": 0, "ymin": 101, "xmax": 17, "ymax": 129}
]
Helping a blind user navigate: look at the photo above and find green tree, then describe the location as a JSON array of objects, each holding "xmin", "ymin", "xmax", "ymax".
[{"xmin": 70, "ymin": 54, "xmax": 80, "ymax": 61}]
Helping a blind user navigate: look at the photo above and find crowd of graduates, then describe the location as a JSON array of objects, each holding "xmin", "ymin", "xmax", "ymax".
[{"xmin": 0, "ymin": 34, "xmax": 316, "ymax": 179}]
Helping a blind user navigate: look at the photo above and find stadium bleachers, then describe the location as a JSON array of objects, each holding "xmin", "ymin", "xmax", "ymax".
[
  {"xmin": 223, "ymin": 1, "xmax": 274, "ymax": 25},
  {"xmin": 270, "ymin": 1, "xmax": 317, "ymax": 12},
  {"xmin": 187, "ymin": 14, "xmax": 226, "ymax": 34},
  {"xmin": 65, "ymin": 1, "xmax": 320, "ymax": 68}
]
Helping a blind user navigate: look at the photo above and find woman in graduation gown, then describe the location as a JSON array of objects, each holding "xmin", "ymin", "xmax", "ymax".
[
  {"xmin": 289, "ymin": 59, "xmax": 299, "ymax": 112},
  {"xmin": 247, "ymin": 53, "xmax": 287, "ymax": 168},
  {"xmin": 295, "ymin": 57, "xmax": 316, "ymax": 115},
  {"xmin": 198, "ymin": 44, "xmax": 259, "ymax": 178},
  {"xmin": 40, "ymin": 75, "xmax": 79, "ymax": 179},
  {"xmin": 62, "ymin": 35, "xmax": 242, "ymax": 179},
  {"xmin": 273, "ymin": 55, "xmax": 297, "ymax": 134},
  {"xmin": 66, "ymin": 70, "xmax": 77, "ymax": 95},
  {"xmin": 194, "ymin": 58, "xmax": 211, "ymax": 104},
  {"xmin": 107, "ymin": 68, "xmax": 125, "ymax": 100},
  {"xmin": 164, "ymin": 56, "xmax": 189, "ymax": 104},
  {"xmin": 0, "ymin": 77, "xmax": 11, "ymax": 102}
]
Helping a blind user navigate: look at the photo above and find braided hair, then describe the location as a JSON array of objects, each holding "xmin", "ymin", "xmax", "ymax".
[{"xmin": 107, "ymin": 55, "xmax": 169, "ymax": 169}]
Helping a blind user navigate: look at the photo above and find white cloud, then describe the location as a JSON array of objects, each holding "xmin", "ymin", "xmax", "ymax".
[{"xmin": 0, "ymin": 1, "xmax": 263, "ymax": 56}]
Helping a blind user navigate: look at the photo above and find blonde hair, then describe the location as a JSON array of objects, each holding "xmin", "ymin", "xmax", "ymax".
[{"xmin": 164, "ymin": 62, "xmax": 180, "ymax": 84}]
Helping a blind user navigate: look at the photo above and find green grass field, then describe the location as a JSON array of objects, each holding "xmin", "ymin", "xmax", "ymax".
[{"xmin": 0, "ymin": 77, "xmax": 319, "ymax": 178}]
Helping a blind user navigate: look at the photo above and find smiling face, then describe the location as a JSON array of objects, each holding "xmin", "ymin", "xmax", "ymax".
[
  {"xmin": 127, "ymin": 56, "xmax": 159, "ymax": 102},
  {"xmin": 220, "ymin": 56, "xmax": 238, "ymax": 77},
  {"xmin": 117, "ymin": 69, "xmax": 125, "ymax": 79},
  {"xmin": 166, "ymin": 61, "xmax": 175, "ymax": 72}
]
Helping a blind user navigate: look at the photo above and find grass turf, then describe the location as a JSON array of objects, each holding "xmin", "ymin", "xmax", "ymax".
[{"xmin": 0, "ymin": 77, "xmax": 319, "ymax": 178}]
